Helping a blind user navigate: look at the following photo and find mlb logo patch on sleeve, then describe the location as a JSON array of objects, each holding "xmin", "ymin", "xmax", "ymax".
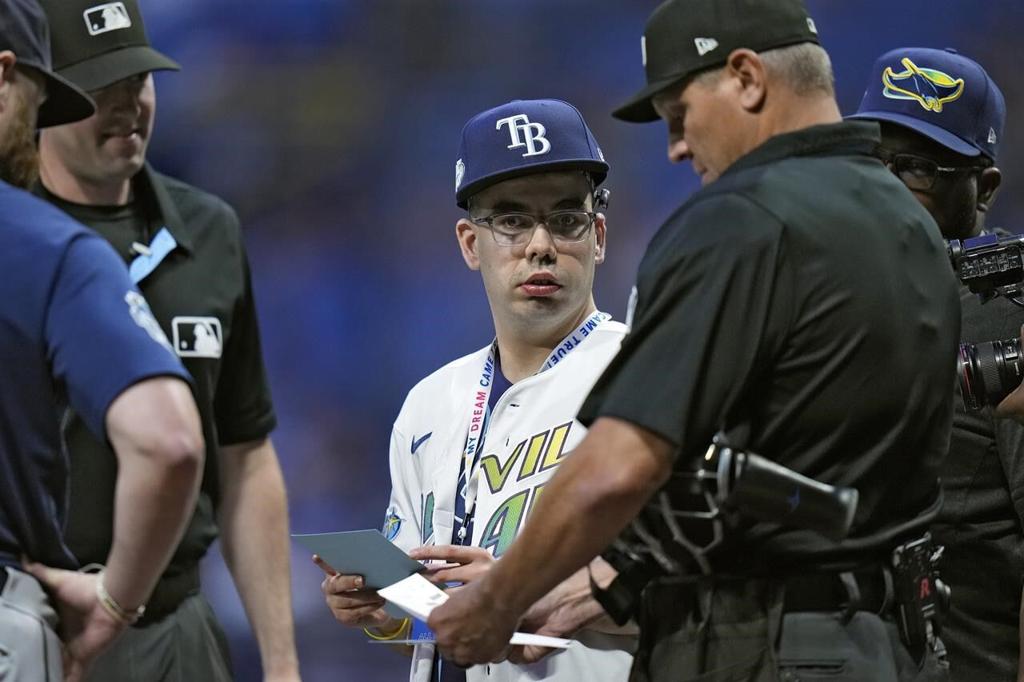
[
  {"xmin": 172, "ymin": 316, "xmax": 223, "ymax": 358},
  {"xmin": 84, "ymin": 3, "xmax": 132, "ymax": 36}
]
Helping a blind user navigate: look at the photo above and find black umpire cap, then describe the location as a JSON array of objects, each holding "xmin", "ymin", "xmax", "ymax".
[
  {"xmin": 0, "ymin": 0, "xmax": 95, "ymax": 127},
  {"xmin": 38, "ymin": 0, "xmax": 180, "ymax": 92},
  {"xmin": 613, "ymin": 0, "xmax": 820, "ymax": 123}
]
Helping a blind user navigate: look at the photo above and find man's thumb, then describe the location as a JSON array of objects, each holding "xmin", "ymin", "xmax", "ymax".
[{"xmin": 21, "ymin": 558, "xmax": 62, "ymax": 589}]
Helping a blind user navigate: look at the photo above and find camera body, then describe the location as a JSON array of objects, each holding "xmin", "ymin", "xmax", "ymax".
[
  {"xmin": 949, "ymin": 233, "xmax": 1024, "ymax": 302},
  {"xmin": 948, "ymin": 233, "xmax": 1024, "ymax": 409}
]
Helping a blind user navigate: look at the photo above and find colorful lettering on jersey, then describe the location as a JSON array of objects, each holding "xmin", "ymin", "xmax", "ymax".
[
  {"xmin": 478, "ymin": 422, "xmax": 574, "ymax": 493},
  {"xmin": 517, "ymin": 431, "xmax": 548, "ymax": 483},
  {"xmin": 532, "ymin": 481, "xmax": 547, "ymax": 508},
  {"xmin": 478, "ymin": 489, "xmax": 530, "ymax": 558},
  {"xmin": 480, "ymin": 439, "xmax": 524, "ymax": 495},
  {"xmin": 479, "ymin": 483, "xmax": 547, "ymax": 557},
  {"xmin": 421, "ymin": 492, "xmax": 435, "ymax": 544},
  {"xmin": 537, "ymin": 422, "xmax": 571, "ymax": 475}
]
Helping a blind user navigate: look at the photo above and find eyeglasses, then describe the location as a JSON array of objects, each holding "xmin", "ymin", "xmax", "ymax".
[
  {"xmin": 470, "ymin": 210, "xmax": 597, "ymax": 247},
  {"xmin": 876, "ymin": 150, "xmax": 991, "ymax": 192}
]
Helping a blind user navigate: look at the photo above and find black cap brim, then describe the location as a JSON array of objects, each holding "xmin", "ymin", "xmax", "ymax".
[
  {"xmin": 19, "ymin": 62, "xmax": 96, "ymax": 128},
  {"xmin": 58, "ymin": 45, "xmax": 180, "ymax": 93},
  {"xmin": 612, "ymin": 73, "xmax": 690, "ymax": 123}
]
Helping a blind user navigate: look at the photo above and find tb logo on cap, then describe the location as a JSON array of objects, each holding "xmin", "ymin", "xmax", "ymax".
[{"xmin": 496, "ymin": 114, "xmax": 551, "ymax": 158}]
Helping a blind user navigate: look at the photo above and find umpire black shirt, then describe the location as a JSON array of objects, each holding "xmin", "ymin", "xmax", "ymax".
[
  {"xmin": 36, "ymin": 165, "xmax": 276, "ymax": 576},
  {"xmin": 579, "ymin": 121, "xmax": 960, "ymax": 572},
  {"xmin": 935, "ymin": 268, "xmax": 1024, "ymax": 681}
]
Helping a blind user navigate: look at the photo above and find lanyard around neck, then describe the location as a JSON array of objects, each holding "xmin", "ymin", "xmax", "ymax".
[{"xmin": 456, "ymin": 310, "xmax": 611, "ymax": 542}]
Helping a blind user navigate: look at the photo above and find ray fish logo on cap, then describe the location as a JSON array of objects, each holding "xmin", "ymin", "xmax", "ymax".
[
  {"xmin": 84, "ymin": 2, "xmax": 133, "ymax": 36},
  {"xmin": 882, "ymin": 57, "xmax": 965, "ymax": 113},
  {"xmin": 496, "ymin": 114, "xmax": 551, "ymax": 157}
]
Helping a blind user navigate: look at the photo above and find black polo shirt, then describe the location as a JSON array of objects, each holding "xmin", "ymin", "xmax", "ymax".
[
  {"xmin": 933, "ymin": 267, "xmax": 1024, "ymax": 681},
  {"xmin": 36, "ymin": 165, "xmax": 276, "ymax": 573},
  {"xmin": 579, "ymin": 121, "xmax": 960, "ymax": 572}
]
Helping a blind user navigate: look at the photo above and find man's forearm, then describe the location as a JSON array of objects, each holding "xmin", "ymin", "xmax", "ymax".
[
  {"xmin": 527, "ymin": 558, "xmax": 638, "ymax": 637},
  {"xmin": 483, "ymin": 417, "xmax": 672, "ymax": 618},
  {"xmin": 106, "ymin": 444, "xmax": 203, "ymax": 609},
  {"xmin": 219, "ymin": 438, "xmax": 299, "ymax": 678},
  {"xmin": 105, "ymin": 378, "xmax": 204, "ymax": 610}
]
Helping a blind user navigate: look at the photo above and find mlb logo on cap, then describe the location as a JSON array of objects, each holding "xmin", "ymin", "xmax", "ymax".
[
  {"xmin": 454, "ymin": 99, "xmax": 609, "ymax": 208},
  {"xmin": 84, "ymin": 2, "xmax": 132, "ymax": 36},
  {"xmin": 38, "ymin": 0, "xmax": 181, "ymax": 92},
  {"xmin": 850, "ymin": 47, "xmax": 1006, "ymax": 160}
]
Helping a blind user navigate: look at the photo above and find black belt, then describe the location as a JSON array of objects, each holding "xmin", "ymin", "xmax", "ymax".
[
  {"xmin": 783, "ymin": 568, "xmax": 891, "ymax": 615},
  {"xmin": 136, "ymin": 564, "xmax": 200, "ymax": 627},
  {"xmin": 0, "ymin": 566, "xmax": 8, "ymax": 594}
]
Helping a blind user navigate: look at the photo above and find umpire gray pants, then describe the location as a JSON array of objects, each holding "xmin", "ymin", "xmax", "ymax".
[
  {"xmin": 83, "ymin": 593, "xmax": 233, "ymax": 682},
  {"xmin": 0, "ymin": 567, "xmax": 63, "ymax": 681},
  {"xmin": 629, "ymin": 575, "xmax": 950, "ymax": 682}
]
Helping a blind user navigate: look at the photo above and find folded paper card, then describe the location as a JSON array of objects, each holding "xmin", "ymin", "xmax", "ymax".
[
  {"xmin": 293, "ymin": 529, "xmax": 425, "ymax": 618},
  {"xmin": 293, "ymin": 530, "xmax": 425, "ymax": 588},
  {"xmin": 377, "ymin": 574, "xmax": 572, "ymax": 649}
]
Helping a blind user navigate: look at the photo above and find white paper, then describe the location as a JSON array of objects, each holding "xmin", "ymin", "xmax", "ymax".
[
  {"xmin": 367, "ymin": 634, "xmax": 572, "ymax": 648},
  {"xmin": 375, "ymin": 574, "xmax": 572, "ymax": 649},
  {"xmin": 509, "ymin": 633, "xmax": 573, "ymax": 648},
  {"xmin": 377, "ymin": 573, "xmax": 449, "ymax": 622}
]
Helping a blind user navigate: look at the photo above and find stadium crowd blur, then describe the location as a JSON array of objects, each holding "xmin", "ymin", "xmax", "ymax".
[{"xmin": 133, "ymin": 1, "xmax": 1024, "ymax": 679}]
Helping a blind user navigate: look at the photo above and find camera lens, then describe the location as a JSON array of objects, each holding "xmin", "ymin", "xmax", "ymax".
[{"xmin": 958, "ymin": 338, "xmax": 1024, "ymax": 410}]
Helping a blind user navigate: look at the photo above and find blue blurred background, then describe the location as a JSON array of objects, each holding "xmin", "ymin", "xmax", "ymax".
[{"xmin": 131, "ymin": 1, "xmax": 1024, "ymax": 679}]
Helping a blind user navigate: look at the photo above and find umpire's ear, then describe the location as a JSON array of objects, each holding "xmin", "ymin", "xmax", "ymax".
[{"xmin": 456, "ymin": 219, "xmax": 481, "ymax": 271}]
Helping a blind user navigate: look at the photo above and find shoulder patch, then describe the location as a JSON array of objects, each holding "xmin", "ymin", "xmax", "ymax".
[{"xmin": 382, "ymin": 508, "xmax": 402, "ymax": 541}]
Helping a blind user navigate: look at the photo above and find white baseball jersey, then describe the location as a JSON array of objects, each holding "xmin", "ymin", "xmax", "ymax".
[{"xmin": 383, "ymin": 315, "xmax": 635, "ymax": 682}]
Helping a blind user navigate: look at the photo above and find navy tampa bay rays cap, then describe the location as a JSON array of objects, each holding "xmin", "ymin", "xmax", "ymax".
[
  {"xmin": 0, "ymin": 0, "xmax": 95, "ymax": 128},
  {"xmin": 38, "ymin": 0, "xmax": 180, "ymax": 92},
  {"xmin": 455, "ymin": 99, "xmax": 609, "ymax": 209},
  {"xmin": 850, "ymin": 47, "xmax": 1005, "ymax": 161},
  {"xmin": 613, "ymin": 0, "xmax": 820, "ymax": 123}
]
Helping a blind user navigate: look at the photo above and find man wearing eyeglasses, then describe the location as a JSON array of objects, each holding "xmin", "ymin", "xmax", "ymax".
[
  {"xmin": 316, "ymin": 99, "xmax": 635, "ymax": 682},
  {"xmin": 851, "ymin": 47, "xmax": 1018, "ymax": 682}
]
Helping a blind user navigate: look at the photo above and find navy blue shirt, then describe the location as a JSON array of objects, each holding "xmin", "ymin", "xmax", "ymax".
[{"xmin": 0, "ymin": 180, "xmax": 190, "ymax": 570}]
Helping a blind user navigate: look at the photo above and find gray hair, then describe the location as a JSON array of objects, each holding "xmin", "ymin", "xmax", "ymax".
[{"xmin": 695, "ymin": 42, "xmax": 835, "ymax": 97}]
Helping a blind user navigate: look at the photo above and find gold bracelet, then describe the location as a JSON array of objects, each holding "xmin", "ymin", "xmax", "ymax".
[
  {"xmin": 95, "ymin": 572, "xmax": 146, "ymax": 625},
  {"xmin": 362, "ymin": 618, "xmax": 410, "ymax": 641}
]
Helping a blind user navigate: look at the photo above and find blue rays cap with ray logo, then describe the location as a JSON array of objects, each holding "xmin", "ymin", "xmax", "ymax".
[{"xmin": 850, "ymin": 47, "xmax": 1005, "ymax": 161}]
